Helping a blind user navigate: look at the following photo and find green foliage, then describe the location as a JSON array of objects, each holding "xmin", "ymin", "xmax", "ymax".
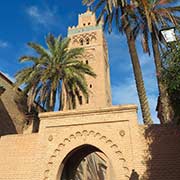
[
  {"xmin": 15, "ymin": 34, "xmax": 96, "ymax": 112},
  {"xmin": 162, "ymin": 41, "xmax": 180, "ymax": 123},
  {"xmin": 83, "ymin": 0, "xmax": 153, "ymax": 124}
]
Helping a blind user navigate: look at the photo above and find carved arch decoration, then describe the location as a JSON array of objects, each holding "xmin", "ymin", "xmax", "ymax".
[
  {"xmin": 43, "ymin": 130, "xmax": 130, "ymax": 180},
  {"xmin": 72, "ymin": 32, "xmax": 97, "ymax": 45},
  {"xmin": 81, "ymin": 51, "xmax": 95, "ymax": 62}
]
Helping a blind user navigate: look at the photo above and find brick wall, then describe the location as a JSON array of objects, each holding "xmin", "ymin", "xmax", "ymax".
[
  {"xmin": 0, "ymin": 105, "xmax": 180, "ymax": 180},
  {"xmin": 0, "ymin": 134, "xmax": 44, "ymax": 180},
  {"xmin": 0, "ymin": 74, "xmax": 26, "ymax": 135},
  {"xmin": 139, "ymin": 125, "xmax": 180, "ymax": 180}
]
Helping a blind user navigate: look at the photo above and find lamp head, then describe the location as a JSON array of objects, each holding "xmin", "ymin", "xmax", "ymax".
[{"xmin": 160, "ymin": 27, "xmax": 176, "ymax": 43}]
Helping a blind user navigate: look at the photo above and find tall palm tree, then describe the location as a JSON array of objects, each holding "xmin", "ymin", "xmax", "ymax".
[
  {"xmin": 83, "ymin": 0, "xmax": 153, "ymax": 124},
  {"xmin": 130, "ymin": 0, "xmax": 180, "ymax": 123},
  {"xmin": 15, "ymin": 34, "xmax": 96, "ymax": 112}
]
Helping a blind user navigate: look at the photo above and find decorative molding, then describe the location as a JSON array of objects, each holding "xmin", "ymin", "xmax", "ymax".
[
  {"xmin": 68, "ymin": 25, "xmax": 102, "ymax": 35},
  {"xmin": 48, "ymin": 135, "xmax": 53, "ymax": 142},
  {"xmin": 119, "ymin": 130, "xmax": 126, "ymax": 137},
  {"xmin": 43, "ymin": 130, "xmax": 129, "ymax": 179},
  {"xmin": 71, "ymin": 32, "xmax": 97, "ymax": 46},
  {"xmin": 39, "ymin": 104, "xmax": 137, "ymax": 119}
]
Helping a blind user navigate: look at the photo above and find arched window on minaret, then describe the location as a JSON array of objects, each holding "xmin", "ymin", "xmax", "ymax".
[
  {"xmin": 86, "ymin": 97, "xmax": 89, "ymax": 104},
  {"xmin": 86, "ymin": 38, "xmax": 90, "ymax": 45},
  {"xmin": 79, "ymin": 96, "xmax": 83, "ymax": 105},
  {"xmin": 80, "ymin": 39, "xmax": 83, "ymax": 46},
  {"xmin": 91, "ymin": 36, "xmax": 96, "ymax": 43}
]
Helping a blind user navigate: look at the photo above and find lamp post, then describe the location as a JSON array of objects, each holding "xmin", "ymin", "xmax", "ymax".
[{"xmin": 159, "ymin": 27, "xmax": 176, "ymax": 43}]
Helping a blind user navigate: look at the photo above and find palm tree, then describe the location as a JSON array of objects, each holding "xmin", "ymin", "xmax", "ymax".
[
  {"xmin": 83, "ymin": 0, "xmax": 153, "ymax": 124},
  {"xmin": 130, "ymin": 0, "xmax": 180, "ymax": 123},
  {"xmin": 161, "ymin": 41, "xmax": 180, "ymax": 124},
  {"xmin": 15, "ymin": 34, "xmax": 96, "ymax": 112}
]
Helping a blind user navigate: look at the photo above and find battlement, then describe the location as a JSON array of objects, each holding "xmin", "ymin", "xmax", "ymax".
[{"xmin": 68, "ymin": 9, "xmax": 103, "ymax": 36}]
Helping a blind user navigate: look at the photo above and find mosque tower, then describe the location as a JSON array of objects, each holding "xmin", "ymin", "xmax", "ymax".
[{"xmin": 67, "ymin": 9, "xmax": 112, "ymax": 110}]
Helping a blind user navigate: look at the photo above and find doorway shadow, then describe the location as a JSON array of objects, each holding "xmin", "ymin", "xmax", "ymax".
[
  {"xmin": 129, "ymin": 169, "xmax": 139, "ymax": 180},
  {"xmin": 60, "ymin": 144, "xmax": 108, "ymax": 180},
  {"xmin": 0, "ymin": 99, "xmax": 17, "ymax": 136}
]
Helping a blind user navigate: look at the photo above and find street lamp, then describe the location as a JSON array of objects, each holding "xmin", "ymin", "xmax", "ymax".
[{"xmin": 159, "ymin": 27, "xmax": 176, "ymax": 43}]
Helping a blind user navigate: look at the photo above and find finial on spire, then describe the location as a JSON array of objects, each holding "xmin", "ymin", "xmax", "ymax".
[
  {"xmin": 87, "ymin": 1, "xmax": 93, "ymax": 12},
  {"xmin": 87, "ymin": 5, "xmax": 91, "ymax": 12}
]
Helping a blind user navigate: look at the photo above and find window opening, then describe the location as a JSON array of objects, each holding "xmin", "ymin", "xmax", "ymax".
[
  {"xmin": 86, "ymin": 97, "xmax": 89, "ymax": 104},
  {"xmin": 79, "ymin": 96, "xmax": 83, "ymax": 105},
  {"xmin": 86, "ymin": 38, "xmax": 90, "ymax": 44},
  {"xmin": 85, "ymin": 60, "xmax": 88, "ymax": 64},
  {"xmin": 80, "ymin": 39, "xmax": 83, "ymax": 46},
  {"xmin": 90, "ymin": 84, "xmax": 92, "ymax": 88}
]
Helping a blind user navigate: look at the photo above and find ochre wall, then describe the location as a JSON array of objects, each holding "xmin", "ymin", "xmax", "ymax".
[
  {"xmin": 0, "ymin": 74, "xmax": 26, "ymax": 135},
  {"xmin": 139, "ymin": 125, "xmax": 180, "ymax": 180},
  {"xmin": 0, "ymin": 105, "xmax": 179, "ymax": 180},
  {"xmin": 67, "ymin": 10, "xmax": 112, "ymax": 110}
]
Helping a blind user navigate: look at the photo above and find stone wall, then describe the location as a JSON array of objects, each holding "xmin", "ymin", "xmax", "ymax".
[
  {"xmin": 139, "ymin": 125, "xmax": 180, "ymax": 180},
  {"xmin": 0, "ymin": 133, "xmax": 44, "ymax": 180},
  {"xmin": 0, "ymin": 73, "xmax": 26, "ymax": 135},
  {"xmin": 0, "ymin": 105, "xmax": 179, "ymax": 180},
  {"xmin": 0, "ymin": 72, "xmax": 44, "ymax": 136}
]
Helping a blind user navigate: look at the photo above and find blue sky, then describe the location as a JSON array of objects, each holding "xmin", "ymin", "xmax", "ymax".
[{"xmin": 0, "ymin": 0, "xmax": 160, "ymax": 123}]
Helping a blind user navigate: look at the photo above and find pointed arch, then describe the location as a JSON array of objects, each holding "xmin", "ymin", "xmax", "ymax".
[{"xmin": 43, "ymin": 130, "xmax": 130, "ymax": 180}]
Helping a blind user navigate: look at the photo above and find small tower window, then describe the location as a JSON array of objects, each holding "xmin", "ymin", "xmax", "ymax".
[
  {"xmin": 90, "ymin": 84, "xmax": 92, "ymax": 88},
  {"xmin": 88, "ymin": 22, "xmax": 91, "ymax": 25},
  {"xmin": 85, "ymin": 60, "xmax": 88, "ymax": 64},
  {"xmin": 86, "ymin": 97, "xmax": 89, "ymax": 104},
  {"xmin": 86, "ymin": 38, "xmax": 90, "ymax": 45},
  {"xmin": 80, "ymin": 39, "xmax": 83, "ymax": 46},
  {"xmin": 83, "ymin": 23, "xmax": 86, "ymax": 26},
  {"xmin": 79, "ymin": 96, "xmax": 83, "ymax": 105}
]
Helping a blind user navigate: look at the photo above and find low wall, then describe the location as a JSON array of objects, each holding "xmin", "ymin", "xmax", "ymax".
[
  {"xmin": 138, "ymin": 125, "xmax": 180, "ymax": 180},
  {"xmin": 0, "ymin": 106, "xmax": 179, "ymax": 180}
]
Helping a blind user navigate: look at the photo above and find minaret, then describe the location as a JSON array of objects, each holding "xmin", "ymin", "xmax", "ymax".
[{"xmin": 67, "ymin": 9, "xmax": 112, "ymax": 110}]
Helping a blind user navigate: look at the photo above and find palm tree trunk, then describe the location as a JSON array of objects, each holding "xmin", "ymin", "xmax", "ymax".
[
  {"xmin": 151, "ymin": 30, "xmax": 171, "ymax": 124},
  {"xmin": 59, "ymin": 81, "xmax": 65, "ymax": 111},
  {"xmin": 124, "ymin": 17, "xmax": 153, "ymax": 124},
  {"xmin": 49, "ymin": 90, "xmax": 55, "ymax": 111}
]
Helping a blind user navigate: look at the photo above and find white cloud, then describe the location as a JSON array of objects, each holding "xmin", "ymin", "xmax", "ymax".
[
  {"xmin": 0, "ymin": 40, "xmax": 9, "ymax": 48},
  {"xmin": 26, "ymin": 5, "xmax": 58, "ymax": 28},
  {"xmin": 112, "ymin": 78, "xmax": 138, "ymax": 105},
  {"xmin": 107, "ymin": 31, "xmax": 160, "ymax": 124},
  {"xmin": 111, "ymin": 77, "xmax": 159, "ymax": 124}
]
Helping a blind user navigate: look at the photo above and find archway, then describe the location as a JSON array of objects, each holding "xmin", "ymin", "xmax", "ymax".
[
  {"xmin": 59, "ymin": 144, "xmax": 110, "ymax": 180},
  {"xmin": 43, "ymin": 130, "xmax": 130, "ymax": 180}
]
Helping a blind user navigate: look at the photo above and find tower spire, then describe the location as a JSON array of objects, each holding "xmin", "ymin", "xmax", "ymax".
[
  {"xmin": 87, "ymin": 6, "xmax": 90, "ymax": 11},
  {"xmin": 87, "ymin": 2, "xmax": 92, "ymax": 12},
  {"xmin": 67, "ymin": 10, "xmax": 112, "ymax": 110}
]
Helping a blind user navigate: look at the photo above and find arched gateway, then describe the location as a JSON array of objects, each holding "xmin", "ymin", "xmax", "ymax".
[
  {"xmin": 40, "ymin": 104, "xmax": 138, "ymax": 180},
  {"xmin": 38, "ymin": 9, "xmax": 139, "ymax": 180},
  {"xmin": 1, "ymin": 8, "xmax": 180, "ymax": 180},
  {"xmin": 43, "ymin": 129, "xmax": 130, "ymax": 180}
]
